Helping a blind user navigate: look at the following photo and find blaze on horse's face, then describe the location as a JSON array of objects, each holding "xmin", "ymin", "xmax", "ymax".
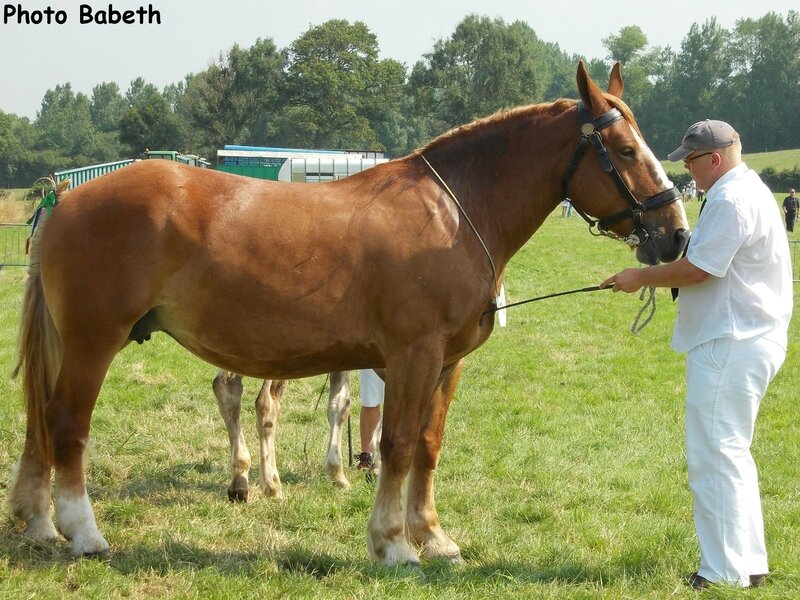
[{"xmin": 572, "ymin": 62, "xmax": 689, "ymax": 265}]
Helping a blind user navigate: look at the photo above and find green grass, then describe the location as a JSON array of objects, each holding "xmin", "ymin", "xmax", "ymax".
[
  {"xmin": 0, "ymin": 205, "xmax": 799, "ymax": 598},
  {"xmin": 662, "ymin": 148, "xmax": 800, "ymax": 177}
]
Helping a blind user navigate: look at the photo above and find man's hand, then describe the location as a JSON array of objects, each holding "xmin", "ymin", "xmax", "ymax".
[{"xmin": 600, "ymin": 268, "xmax": 646, "ymax": 293}]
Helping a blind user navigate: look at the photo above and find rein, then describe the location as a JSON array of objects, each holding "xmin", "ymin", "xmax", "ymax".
[
  {"xmin": 484, "ymin": 283, "xmax": 657, "ymax": 335},
  {"xmin": 421, "ymin": 153, "xmax": 499, "ymax": 297}
]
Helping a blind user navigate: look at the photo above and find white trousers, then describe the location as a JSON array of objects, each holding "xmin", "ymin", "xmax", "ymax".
[
  {"xmin": 685, "ymin": 336, "xmax": 785, "ymax": 587},
  {"xmin": 359, "ymin": 369, "xmax": 385, "ymax": 408}
]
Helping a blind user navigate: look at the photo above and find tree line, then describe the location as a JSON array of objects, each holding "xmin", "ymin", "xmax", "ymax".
[{"xmin": 1, "ymin": 11, "xmax": 798, "ymax": 187}]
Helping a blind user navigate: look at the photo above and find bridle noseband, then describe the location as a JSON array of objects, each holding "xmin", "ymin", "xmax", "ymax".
[{"xmin": 562, "ymin": 101, "xmax": 681, "ymax": 246}]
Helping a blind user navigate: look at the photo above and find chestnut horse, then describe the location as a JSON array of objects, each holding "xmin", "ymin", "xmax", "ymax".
[{"xmin": 10, "ymin": 63, "xmax": 688, "ymax": 565}]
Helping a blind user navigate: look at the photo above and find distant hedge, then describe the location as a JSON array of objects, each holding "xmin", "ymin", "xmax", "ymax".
[
  {"xmin": 759, "ymin": 167, "xmax": 800, "ymax": 193},
  {"xmin": 670, "ymin": 168, "xmax": 799, "ymax": 195}
]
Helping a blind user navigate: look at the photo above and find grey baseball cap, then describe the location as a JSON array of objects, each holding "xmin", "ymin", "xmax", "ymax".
[{"xmin": 667, "ymin": 119, "xmax": 739, "ymax": 161}]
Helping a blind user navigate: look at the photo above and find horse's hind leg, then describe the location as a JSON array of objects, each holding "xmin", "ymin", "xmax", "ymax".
[
  {"xmin": 406, "ymin": 359, "xmax": 464, "ymax": 562},
  {"xmin": 51, "ymin": 345, "xmax": 119, "ymax": 556},
  {"xmin": 323, "ymin": 371, "xmax": 351, "ymax": 488},
  {"xmin": 212, "ymin": 371, "xmax": 252, "ymax": 502},
  {"xmin": 255, "ymin": 379, "xmax": 286, "ymax": 498},
  {"xmin": 9, "ymin": 429, "xmax": 57, "ymax": 541}
]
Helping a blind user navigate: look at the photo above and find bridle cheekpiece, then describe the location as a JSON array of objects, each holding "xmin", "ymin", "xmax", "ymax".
[{"xmin": 562, "ymin": 101, "xmax": 681, "ymax": 247}]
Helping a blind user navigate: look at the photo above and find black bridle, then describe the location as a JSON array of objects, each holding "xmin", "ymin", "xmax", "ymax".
[{"xmin": 562, "ymin": 101, "xmax": 681, "ymax": 246}]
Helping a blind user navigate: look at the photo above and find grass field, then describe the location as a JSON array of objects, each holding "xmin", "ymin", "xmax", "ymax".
[{"xmin": 0, "ymin": 202, "xmax": 798, "ymax": 599}]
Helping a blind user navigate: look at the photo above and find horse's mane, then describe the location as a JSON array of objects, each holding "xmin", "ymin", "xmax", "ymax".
[{"xmin": 410, "ymin": 94, "xmax": 641, "ymax": 157}]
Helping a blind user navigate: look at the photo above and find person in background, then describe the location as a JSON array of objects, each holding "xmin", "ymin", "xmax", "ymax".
[
  {"xmin": 600, "ymin": 119, "xmax": 792, "ymax": 589},
  {"xmin": 782, "ymin": 188, "xmax": 798, "ymax": 232},
  {"xmin": 355, "ymin": 369, "xmax": 383, "ymax": 482}
]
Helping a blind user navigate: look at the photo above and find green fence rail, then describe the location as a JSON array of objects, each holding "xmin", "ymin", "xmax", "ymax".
[{"xmin": 54, "ymin": 159, "xmax": 135, "ymax": 188}]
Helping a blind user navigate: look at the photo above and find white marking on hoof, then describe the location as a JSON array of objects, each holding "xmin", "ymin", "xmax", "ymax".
[{"xmin": 55, "ymin": 494, "xmax": 110, "ymax": 557}]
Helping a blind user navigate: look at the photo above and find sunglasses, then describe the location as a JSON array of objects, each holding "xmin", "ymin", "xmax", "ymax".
[{"xmin": 683, "ymin": 152, "xmax": 713, "ymax": 166}]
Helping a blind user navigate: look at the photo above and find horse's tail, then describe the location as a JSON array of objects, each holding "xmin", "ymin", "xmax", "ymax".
[{"xmin": 12, "ymin": 207, "xmax": 62, "ymax": 463}]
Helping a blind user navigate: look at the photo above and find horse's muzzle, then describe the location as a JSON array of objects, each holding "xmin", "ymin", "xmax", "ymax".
[{"xmin": 636, "ymin": 227, "xmax": 689, "ymax": 265}]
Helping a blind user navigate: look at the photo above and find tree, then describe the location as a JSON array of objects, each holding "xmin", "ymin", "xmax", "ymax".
[
  {"xmin": 275, "ymin": 19, "xmax": 405, "ymax": 150},
  {"xmin": 602, "ymin": 25, "xmax": 648, "ymax": 64},
  {"xmin": 178, "ymin": 38, "xmax": 285, "ymax": 158},
  {"xmin": 409, "ymin": 15, "xmax": 552, "ymax": 139},
  {"xmin": 723, "ymin": 11, "xmax": 800, "ymax": 151},
  {"xmin": 118, "ymin": 77, "xmax": 181, "ymax": 154},
  {"xmin": 35, "ymin": 83, "xmax": 95, "ymax": 164}
]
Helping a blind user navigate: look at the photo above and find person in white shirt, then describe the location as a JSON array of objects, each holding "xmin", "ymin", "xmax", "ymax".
[
  {"xmin": 600, "ymin": 119, "xmax": 792, "ymax": 589},
  {"xmin": 355, "ymin": 369, "xmax": 384, "ymax": 482}
]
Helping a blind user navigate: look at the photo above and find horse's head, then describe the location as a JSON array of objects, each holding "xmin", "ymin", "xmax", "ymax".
[{"xmin": 564, "ymin": 62, "xmax": 689, "ymax": 265}]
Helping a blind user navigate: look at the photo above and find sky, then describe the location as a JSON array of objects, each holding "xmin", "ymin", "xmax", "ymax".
[{"xmin": 1, "ymin": 0, "xmax": 797, "ymax": 120}]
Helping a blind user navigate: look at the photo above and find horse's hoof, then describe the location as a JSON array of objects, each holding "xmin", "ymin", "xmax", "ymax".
[
  {"xmin": 227, "ymin": 488, "xmax": 248, "ymax": 503},
  {"xmin": 330, "ymin": 477, "xmax": 351, "ymax": 490},
  {"xmin": 79, "ymin": 548, "xmax": 111, "ymax": 561},
  {"xmin": 447, "ymin": 553, "xmax": 464, "ymax": 565}
]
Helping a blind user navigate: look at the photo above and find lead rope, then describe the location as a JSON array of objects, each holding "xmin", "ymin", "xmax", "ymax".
[
  {"xmin": 421, "ymin": 154, "xmax": 499, "ymax": 297},
  {"xmin": 630, "ymin": 285, "xmax": 656, "ymax": 335}
]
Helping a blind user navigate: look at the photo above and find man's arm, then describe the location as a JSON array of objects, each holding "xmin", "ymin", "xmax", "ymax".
[{"xmin": 600, "ymin": 257, "xmax": 711, "ymax": 293}]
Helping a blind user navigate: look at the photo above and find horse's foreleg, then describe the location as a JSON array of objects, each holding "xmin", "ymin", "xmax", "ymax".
[
  {"xmin": 51, "ymin": 348, "xmax": 117, "ymax": 557},
  {"xmin": 406, "ymin": 359, "xmax": 464, "ymax": 562},
  {"xmin": 323, "ymin": 371, "xmax": 351, "ymax": 488},
  {"xmin": 368, "ymin": 344, "xmax": 443, "ymax": 566},
  {"xmin": 212, "ymin": 371, "xmax": 251, "ymax": 502},
  {"xmin": 255, "ymin": 379, "xmax": 285, "ymax": 498}
]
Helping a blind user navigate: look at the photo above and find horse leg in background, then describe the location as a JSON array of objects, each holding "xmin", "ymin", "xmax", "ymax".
[
  {"xmin": 323, "ymin": 371, "xmax": 352, "ymax": 488},
  {"xmin": 212, "ymin": 371, "xmax": 252, "ymax": 502},
  {"xmin": 368, "ymin": 342, "xmax": 444, "ymax": 566},
  {"xmin": 367, "ymin": 417, "xmax": 382, "ymax": 484},
  {"xmin": 255, "ymin": 379, "xmax": 287, "ymax": 498},
  {"xmin": 406, "ymin": 359, "xmax": 465, "ymax": 562}
]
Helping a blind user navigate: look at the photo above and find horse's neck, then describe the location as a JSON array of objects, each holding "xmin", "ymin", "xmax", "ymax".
[{"xmin": 423, "ymin": 111, "xmax": 572, "ymax": 272}]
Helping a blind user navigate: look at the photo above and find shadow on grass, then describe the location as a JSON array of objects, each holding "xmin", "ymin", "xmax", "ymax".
[
  {"xmin": 0, "ymin": 522, "xmax": 661, "ymax": 589},
  {"xmin": 87, "ymin": 463, "xmax": 320, "ymax": 504}
]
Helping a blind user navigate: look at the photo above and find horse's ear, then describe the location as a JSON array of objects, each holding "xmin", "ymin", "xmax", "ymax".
[
  {"xmin": 608, "ymin": 62, "xmax": 624, "ymax": 98},
  {"xmin": 576, "ymin": 60, "xmax": 604, "ymax": 111}
]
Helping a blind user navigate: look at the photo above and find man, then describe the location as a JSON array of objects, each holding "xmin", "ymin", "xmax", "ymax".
[
  {"xmin": 782, "ymin": 188, "xmax": 798, "ymax": 232},
  {"xmin": 355, "ymin": 369, "xmax": 384, "ymax": 483},
  {"xmin": 600, "ymin": 120, "xmax": 792, "ymax": 589}
]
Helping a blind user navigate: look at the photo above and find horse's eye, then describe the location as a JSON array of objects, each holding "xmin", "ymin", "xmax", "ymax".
[{"xmin": 618, "ymin": 147, "xmax": 636, "ymax": 159}]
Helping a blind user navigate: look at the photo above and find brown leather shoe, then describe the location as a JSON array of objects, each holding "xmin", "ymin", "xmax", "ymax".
[{"xmin": 355, "ymin": 452, "xmax": 373, "ymax": 470}]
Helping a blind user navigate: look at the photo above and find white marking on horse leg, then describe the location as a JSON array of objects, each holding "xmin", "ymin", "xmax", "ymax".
[
  {"xmin": 324, "ymin": 371, "xmax": 351, "ymax": 488},
  {"xmin": 212, "ymin": 371, "xmax": 251, "ymax": 501},
  {"xmin": 55, "ymin": 492, "xmax": 109, "ymax": 556},
  {"xmin": 255, "ymin": 380, "xmax": 282, "ymax": 499},
  {"xmin": 9, "ymin": 458, "xmax": 57, "ymax": 541},
  {"xmin": 367, "ymin": 471, "xmax": 419, "ymax": 565}
]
